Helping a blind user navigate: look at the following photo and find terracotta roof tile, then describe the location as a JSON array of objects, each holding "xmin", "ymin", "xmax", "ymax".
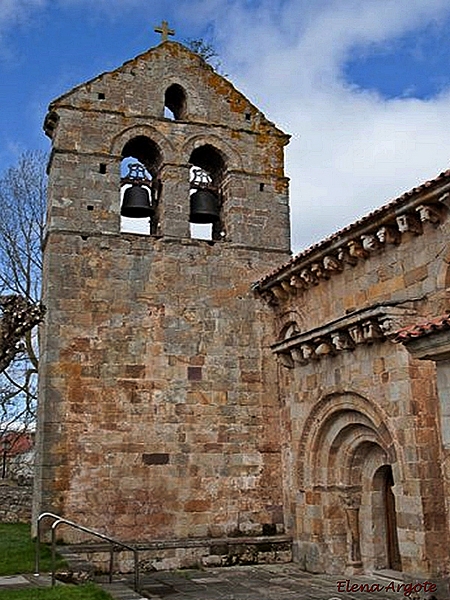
[{"xmin": 393, "ymin": 313, "xmax": 450, "ymax": 343}]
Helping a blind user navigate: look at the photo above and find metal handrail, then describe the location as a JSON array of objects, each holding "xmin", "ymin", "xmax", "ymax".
[{"xmin": 35, "ymin": 512, "xmax": 140, "ymax": 591}]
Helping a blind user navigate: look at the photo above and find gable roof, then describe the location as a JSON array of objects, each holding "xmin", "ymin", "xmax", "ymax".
[{"xmin": 46, "ymin": 41, "xmax": 288, "ymax": 141}]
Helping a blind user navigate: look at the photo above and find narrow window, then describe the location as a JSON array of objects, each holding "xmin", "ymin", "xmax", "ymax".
[{"xmin": 164, "ymin": 84, "xmax": 187, "ymax": 120}]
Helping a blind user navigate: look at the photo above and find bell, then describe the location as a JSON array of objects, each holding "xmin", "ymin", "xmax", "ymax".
[
  {"xmin": 189, "ymin": 189, "xmax": 220, "ymax": 224},
  {"xmin": 121, "ymin": 184, "xmax": 153, "ymax": 218}
]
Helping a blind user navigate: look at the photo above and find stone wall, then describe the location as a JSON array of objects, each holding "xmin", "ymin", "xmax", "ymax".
[
  {"xmin": 0, "ymin": 482, "xmax": 32, "ymax": 523},
  {"xmin": 258, "ymin": 179, "xmax": 450, "ymax": 577},
  {"xmin": 34, "ymin": 40, "xmax": 291, "ymax": 565}
]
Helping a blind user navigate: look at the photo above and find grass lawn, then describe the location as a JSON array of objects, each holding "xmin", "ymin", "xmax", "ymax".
[
  {"xmin": 0, "ymin": 523, "xmax": 64, "ymax": 575},
  {"xmin": 0, "ymin": 524, "xmax": 114, "ymax": 600},
  {"xmin": 0, "ymin": 583, "xmax": 114, "ymax": 600}
]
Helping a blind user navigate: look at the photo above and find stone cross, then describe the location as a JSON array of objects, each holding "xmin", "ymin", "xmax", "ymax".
[{"xmin": 154, "ymin": 21, "xmax": 175, "ymax": 43}]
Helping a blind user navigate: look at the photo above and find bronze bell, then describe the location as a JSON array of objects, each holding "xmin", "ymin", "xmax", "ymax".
[
  {"xmin": 189, "ymin": 189, "xmax": 220, "ymax": 224},
  {"xmin": 121, "ymin": 184, "xmax": 153, "ymax": 218}
]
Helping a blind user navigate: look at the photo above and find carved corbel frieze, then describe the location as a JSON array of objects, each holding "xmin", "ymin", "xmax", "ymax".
[
  {"xmin": 315, "ymin": 340, "xmax": 334, "ymax": 356},
  {"xmin": 258, "ymin": 193, "xmax": 446, "ymax": 306},
  {"xmin": 361, "ymin": 234, "xmax": 380, "ymax": 253},
  {"xmin": 300, "ymin": 268, "xmax": 319, "ymax": 287},
  {"xmin": 348, "ymin": 325, "xmax": 365, "ymax": 345},
  {"xmin": 290, "ymin": 274, "xmax": 306, "ymax": 290},
  {"xmin": 310, "ymin": 262, "xmax": 330, "ymax": 280},
  {"xmin": 361, "ymin": 319, "xmax": 383, "ymax": 343},
  {"xmin": 323, "ymin": 254, "xmax": 343, "ymax": 273},
  {"xmin": 416, "ymin": 203, "xmax": 442, "ymax": 225},
  {"xmin": 337, "ymin": 246, "xmax": 358, "ymax": 266},
  {"xmin": 376, "ymin": 225, "xmax": 400, "ymax": 245},
  {"xmin": 331, "ymin": 331, "xmax": 354, "ymax": 351},
  {"xmin": 272, "ymin": 305, "xmax": 415, "ymax": 367},
  {"xmin": 347, "ymin": 239, "xmax": 368, "ymax": 260},
  {"xmin": 260, "ymin": 289, "xmax": 278, "ymax": 306},
  {"xmin": 271, "ymin": 285, "xmax": 289, "ymax": 301},
  {"xmin": 300, "ymin": 343, "xmax": 316, "ymax": 361},
  {"xmin": 280, "ymin": 279, "xmax": 296, "ymax": 295},
  {"xmin": 396, "ymin": 213, "xmax": 422, "ymax": 235}
]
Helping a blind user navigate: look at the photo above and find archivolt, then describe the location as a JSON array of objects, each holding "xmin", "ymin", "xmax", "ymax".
[
  {"xmin": 110, "ymin": 125, "xmax": 175, "ymax": 161},
  {"xmin": 182, "ymin": 134, "xmax": 244, "ymax": 171},
  {"xmin": 297, "ymin": 392, "xmax": 400, "ymax": 490}
]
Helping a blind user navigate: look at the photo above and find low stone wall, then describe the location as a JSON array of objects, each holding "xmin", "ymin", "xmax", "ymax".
[
  {"xmin": 63, "ymin": 536, "xmax": 293, "ymax": 573},
  {"xmin": 0, "ymin": 481, "xmax": 32, "ymax": 523}
]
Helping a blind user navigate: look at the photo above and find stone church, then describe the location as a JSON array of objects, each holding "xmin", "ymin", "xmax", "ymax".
[{"xmin": 34, "ymin": 34, "xmax": 450, "ymax": 581}]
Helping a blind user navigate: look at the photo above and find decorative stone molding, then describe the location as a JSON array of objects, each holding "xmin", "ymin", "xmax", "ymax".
[
  {"xmin": 272, "ymin": 305, "xmax": 416, "ymax": 367},
  {"xmin": 255, "ymin": 194, "xmax": 447, "ymax": 305},
  {"xmin": 416, "ymin": 203, "xmax": 443, "ymax": 225},
  {"xmin": 396, "ymin": 213, "xmax": 422, "ymax": 235}
]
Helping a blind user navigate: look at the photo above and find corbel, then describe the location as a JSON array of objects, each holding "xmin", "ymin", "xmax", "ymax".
[
  {"xmin": 396, "ymin": 213, "xmax": 422, "ymax": 235},
  {"xmin": 310, "ymin": 262, "xmax": 330, "ymax": 280},
  {"xmin": 271, "ymin": 285, "xmax": 289, "ymax": 301},
  {"xmin": 337, "ymin": 246, "xmax": 358, "ymax": 266},
  {"xmin": 416, "ymin": 204, "xmax": 443, "ymax": 226},
  {"xmin": 279, "ymin": 352, "xmax": 294, "ymax": 368},
  {"xmin": 300, "ymin": 343, "xmax": 316, "ymax": 361},
  {"xmin": 348, "ymin": 325, "xmax": 365, "ymax": 345},
  {"xmin": 361, "ymin": 234, "xmax": 380, "ymax": 253},
  {"xmin": 331, "ymin": 331, "xmax": 355, "ymax": 351},
  {"xmin": 323, "ymin": 254, "xmax": 343, "ymax": 273},
  {"xmin": 290, "ymin": 274, "xmax": 306, "ymax": 290},
  {"xmin": 361, "ymin": 320, "xmax": 384, "ymax": 343},
  {"xmin": 260, "ymin": 290, "xmax": 278, "ymax": 306},
  {"xmin": 315, "ymin": 340, "xmax": 334, "ymax": 356},
  {"xmin": 299, "ymin": 268, "xmax": 319, "ymax": 287},
  {"xmin": 376, "ymin": 225, "xmax": 400, "ymax": 245},
  {"xmin": 280, "ymin": 279, "xmax": 296, "ymax": 295},
  {"xmin": 347, "ymin": 239, "xmax": 368, "ymax": 260}
]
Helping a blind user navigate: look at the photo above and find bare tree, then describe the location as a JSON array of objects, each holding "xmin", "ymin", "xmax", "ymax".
[
  {"xmin": 0, "ymin": 150, "xmax": 47, "ymax": 436},
  {"xmin": 185, "ymin": 38, "xmax": 227, "ymax": 75}
]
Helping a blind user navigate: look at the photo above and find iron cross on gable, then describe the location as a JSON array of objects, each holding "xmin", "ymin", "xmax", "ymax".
[{"xmin": 154, "ymin": 21, "xmax": 175, "ymax": 42}]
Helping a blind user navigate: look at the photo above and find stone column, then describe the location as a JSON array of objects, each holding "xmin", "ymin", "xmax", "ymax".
[{"xmin": 341, "ymin": 492, "xmax": 363, "ymax": 570}]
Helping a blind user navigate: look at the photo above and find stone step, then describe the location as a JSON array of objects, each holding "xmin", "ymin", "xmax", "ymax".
[{"xmin": 62, "ymin": 534, "xmax": 292, "ymax": 554}]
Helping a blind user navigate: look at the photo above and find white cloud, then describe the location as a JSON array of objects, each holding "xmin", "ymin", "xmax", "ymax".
[
  {"xmin": 0, "ymin": 0, "xmax": 47, "ymax": 62},
  {"xmin": 178, "ymin": 0, "xmax": 450, "ymax": 251},
  {"xmin": 3, "ymin": 0, "xmax": 450, "ymax": 253}
]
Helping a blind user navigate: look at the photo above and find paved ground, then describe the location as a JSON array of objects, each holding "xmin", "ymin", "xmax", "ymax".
[
  {"xmin": 1, "ymin": 565, "xmax": 446, "ymax": 600},
  {"xmin": 100, "ymin": 564, "xmax": 445, "ymax": 600}
]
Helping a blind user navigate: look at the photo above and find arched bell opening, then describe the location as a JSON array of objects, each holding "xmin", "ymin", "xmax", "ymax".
[
  {"xmin": 189, "ymin": 145, "xmax": 226, "ymax": 241},
  {"xmin": 164, "ymin": 84, "xmax": 187, "ymax": 121},
  {"xmin": 120, "ymin": 136, "xmax": 162, "ymax": 235}
]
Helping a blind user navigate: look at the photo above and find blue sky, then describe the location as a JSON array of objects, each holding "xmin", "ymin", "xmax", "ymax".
[{"xmin": 2, "ymin": 0, "xmax": 450, "ymax": 252}]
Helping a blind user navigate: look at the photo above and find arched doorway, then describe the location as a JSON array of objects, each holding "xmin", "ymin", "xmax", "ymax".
[
  {"xmin": 372, "ymin": 465, "xmax": 402, "ymax": 571},
  {"xmin": 296, "ymin": 393, "xmax": 403, "ymax": 574}
]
